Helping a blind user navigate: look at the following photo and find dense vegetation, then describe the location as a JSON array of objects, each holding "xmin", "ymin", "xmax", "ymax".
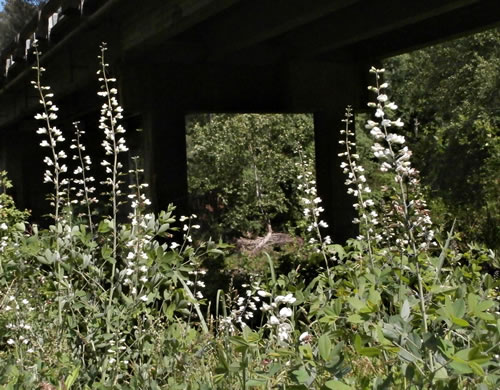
[
  {"xmin": 187, "ymin": 113, "xmax": 314, "ymax": 240},
  {"xmin": 0, "ymin": 39, "xmax": 498, "ymax": 389},
  {"xmin": 385, "ymin": 29, "xmax": 500, "ymax": 250},
  {"xmin": 0, "ymin": 0, "xmax": 44, "ymax": 49},
  {"xmin": 186, "ymin": 30, "xmax": 499, "ymax": 251}
]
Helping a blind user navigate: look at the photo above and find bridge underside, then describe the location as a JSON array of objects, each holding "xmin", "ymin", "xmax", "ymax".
[{"xmin": 0, "ymin": 0, "xmax": 498, "ymax": 241}]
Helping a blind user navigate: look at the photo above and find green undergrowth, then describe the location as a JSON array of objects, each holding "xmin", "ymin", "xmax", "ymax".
[{"xmin": 0, "ymin": 46, "xmax": 498, "ymax": 389}]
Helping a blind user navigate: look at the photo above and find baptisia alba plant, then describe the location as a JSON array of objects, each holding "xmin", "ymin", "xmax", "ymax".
[
  {"xmin": 0, "ymin": 44, "xmax": 497, "ymax": 390},
  {"xmin": 329, "ymin": 67, "xmax": 499, "ymax": 388},
  {"xmin": 0, "ymin": 43, "xmax": 219, "ymax": 387}
]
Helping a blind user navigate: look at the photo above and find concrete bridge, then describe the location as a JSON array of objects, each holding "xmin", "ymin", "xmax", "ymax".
[{"xmin": 0, "ymin": 0, "xmax": 499, "ymax": 241}]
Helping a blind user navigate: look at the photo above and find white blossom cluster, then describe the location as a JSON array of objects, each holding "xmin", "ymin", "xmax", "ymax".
[
  {"xmin": 218, "ymin": 315, "xmax": 236, "ymax": 334},
  {"xmin": 106, "ymin": 334, "xmax": 128, "ymax": 365},
  {"xmin": 186, "ymin": 268, "xmax": 207, "ymax": 300},
  {"xmin": 0, "ymin": 213, "xmax": 8, "ymax": 252},
  {"xmin": 179, "ymin": 214, "xmax": 200, "ymax": 246},
  {"xmin": 233, "ymin": 283, "xmax": 262, "ymax": 324},
  {"xmin": 120, "ymin": 230, "xmax": 153, "ymax": 296},
  {"xmin": 0, "ymin": 235, "xmax": 8, "ymax": 252},
  {"xmin": 295, "ymin": 156, "xmax": 332, "ymax": 251},
  {"xmin": 220, "ymin": 287, "xmax": 296, "ymax": 339},
  {"xmin": 365, "ymin": 67, "xmax": 435, "ymax": 250},
  {"xmin": 97, "ymin": 43, "xmax": 128, "ymax": 200},
  {"xmin": 121, "ymin": 166, "xmax": 154, "ymax": 296},
  {"xmin": 220, "ymin": 282, "xmax": 265, "ymax": 333},
  {"xmin": 339, "ymin": 107, "xmax": 382, "ymax": 244},
  {"xmin": 69, "ymin": 122, "xmax": 98, "ymax": 225},
  {"xmin": 31, "ymin": 41, "xmax": 67, "ymax": 218},
  {"xmin": 261, "ymin": 292, "xmax": 296, "ymax": 343},
  {"xmin": 2, "ymin": 295, "xmax": 36, "ymax": 354},
  {"xmin": 299, "ymin": 331, "xmax": 313, "ymax": 345}
]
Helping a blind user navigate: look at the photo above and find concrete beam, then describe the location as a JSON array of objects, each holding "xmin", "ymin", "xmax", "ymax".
[
  {"xmin": 195, "ymin": 0, "xmax": 359, "ymax": 61},
  {"xmin": 272, "ymin": 0, "xmax": 483, "ymax": 58}
]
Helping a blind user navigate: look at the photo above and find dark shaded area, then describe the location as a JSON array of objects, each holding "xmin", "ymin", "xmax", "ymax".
[{"xmin": 0, "ymin": 0, "xmax": 499, "ymax": 242}]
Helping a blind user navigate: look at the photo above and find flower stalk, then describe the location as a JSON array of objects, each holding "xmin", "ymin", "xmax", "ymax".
[
  {"xmin": 32, "ymin": 41, "xmax": 68, "ymax": 223},
  {"xmin": 97, "ymin": 43, "xmax": 129, "ymax": 332},
  {"xmin": 296, "ymin": 149, "xmax": 332, "ymax": 273},
  {"xmin": 70, "ymin": 121, "xmax": 97, "ymax": 234},
  {"xmin": 339, "ymin": 107, "xmax": 378, "ymax": 269},
  {"xmin": 365, "ymin": 67, "xmax": 435, "ymax": 371}
]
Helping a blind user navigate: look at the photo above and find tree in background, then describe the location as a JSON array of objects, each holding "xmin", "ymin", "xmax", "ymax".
[
  {"xmin": 0, "ymin": 0, "xmax": 45, "ymax": 49},
  {"xmin": 187, "ymin": 113, "xmax": 315, "ymax": 240},
  {"xmin": 384, "ymin": 29, "xmax": 499, "ymax": 249}
]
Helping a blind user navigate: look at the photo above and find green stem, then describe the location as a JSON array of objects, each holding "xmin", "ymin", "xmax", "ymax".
[{"xmin": 176, "ymin": 272, "xmax": 209, "ymax": 334}]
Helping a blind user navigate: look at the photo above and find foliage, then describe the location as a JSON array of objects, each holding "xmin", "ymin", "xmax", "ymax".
[
  {"xmin": 0, "ymin": 0, "xmax": 45, "ymax": 49},
  {"xmin": 0, "ymin": 171, "xmax": 29, "ymax": 226},
  {"xmin": 0, "ymin": 45, "xmax": 498, "ymax": 389},
  {"xmin": 187, "ymin": 113, "xmax": 314, "ymax": 239},
  {"xmin": 383, "ymin": 29, "xmax": 500, "ymax": 249}
]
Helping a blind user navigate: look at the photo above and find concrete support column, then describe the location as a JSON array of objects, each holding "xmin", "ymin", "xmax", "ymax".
[
  {"xmin": 314, "ymin": 109, "xmax": 357, "ymax": 243},
  {"xmin": 144, "ymin": 107, "xmax": 189, "ymax": 218},
  {"xmin": 285, "ymin": 61, "xmax": 366, "ymax": 243}
]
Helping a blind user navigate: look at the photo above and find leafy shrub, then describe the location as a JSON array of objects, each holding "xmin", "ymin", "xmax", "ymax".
[
  {"xmin": 187, "ymin": 113, "xmax": 315, "ymax": 239},
  {"xmin": 384, "ymin": 30, "xmax": 500, "ymax": 250}
]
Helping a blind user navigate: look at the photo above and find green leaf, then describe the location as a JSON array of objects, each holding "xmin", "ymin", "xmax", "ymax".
[
  {"xmin": 401, "ymin": 299, "xmax": 411, "ymax": 321},
  {"xmin": 347, "ymin": 314, "xmax": 363, "ymax": 324},
  {"xmin": 467, "ymin": 293, "xmax": 479, "ymax": 312},
  {"xmin": 438, "ymin": 338, "xmax": 455, "ymax": 359},
  {"xmin": 268, "ymin": 349, "xmax": 295, "ymax": 357},
  {"xmin": 299, "ymin": 344, "xmax": 313, "ymax": 360},
  {"xmin": 398, "ymin": 348, "xmax": 417, "ymax": 362},
  {"xmin": 319, "ymin": 334, "xmax": 332, "ymax": 361},
  {"xmin": 468, "ymin": 361, "xmax": 485, "ymax": 376},
  {"xmin": 64, "ymin": 366, "xmax": 80, "ymax": 389},
  {"xmin": 467, "ymin": 347, "xmax": 490, "ymax": 364},
  {"xmin": 319, "ymin": 315, "xmax": 339, "ymax": 324},
  {"xmin": 228, "ymin": 336, "xmax": 249, "ymax": 348},
  {"xmin": 430, "ymin": 285, "xmax": 458, "ymax": 294},
  {"xmin": 451, "ymin": 298, "xmax": 466, "ymax": 318},
  {"xmin": 324, "ymin": 380, "xmax": 353, "ymax": 390},
  {"xmin": 101, "ymin": 245, "xmax": 112, "ymax": 260},
  {"xmin": 368, "ymin": 288, "xmax": 381, "ymax": 307},
  {"xmin": 97, "ymin": 220, "xmax": 112, "ymax": 233},
  {"xmin": 216, "ymin": 348, "xmax": 229, "ymax": 373},
  {"xmin": 353, "ymin": 334, "xmax": 381, "ymax": 357},
  {"xmin": 246, "ymin": 379, "xmax": 267, "ymax": 387},
  {"xmin": 268, "ymin": 362, "xmax": 282, "ymax": 376},
  {"xmin": 359, "ymin": 347, "xmax": 381, "ymax": 357},
  {"xmin": 450, "ymin": 315, "xmax": 470, "ymax": 327},
  {"xmin": 332, "ymin": 245, "xmax": 346, "ymax": 260},
  {"xmin": 243, "ymin": 326, "xmax": 260, "ymax": 344},
  {"xmin": 353, "ymin": 334, "xmax": 362, "ymax": 353},
  {"xmin": 477, "ymin": 311, "xmax": 496, "ymax": 321},
  {"xmin": 476, "ymin": 299, "xmax": 495, "ymax": 312},
  {"xmin": 434, "ymin": 366, "xmax": 448, "ymax": 379},
  {"xmin": 348, "ymin": 297, "xmax": 370, "ymax": 313},
  {"xmin": 157, "ymin": 223, "xmax": 170, "ymax": 234},
  {"xmin": 450, "ymin": 349, "xmax": 473, "ymax": 374},
  {"xmin": 292, "ymin": 368, "xmax": 311, "ymax": 384},
  {"xmin": 14, "ymin": 222, "xmax": 25, "ymax": 231},
  {"xmin": 374, "ymin": 325, "xmax": 392, "ymax": 346}
]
